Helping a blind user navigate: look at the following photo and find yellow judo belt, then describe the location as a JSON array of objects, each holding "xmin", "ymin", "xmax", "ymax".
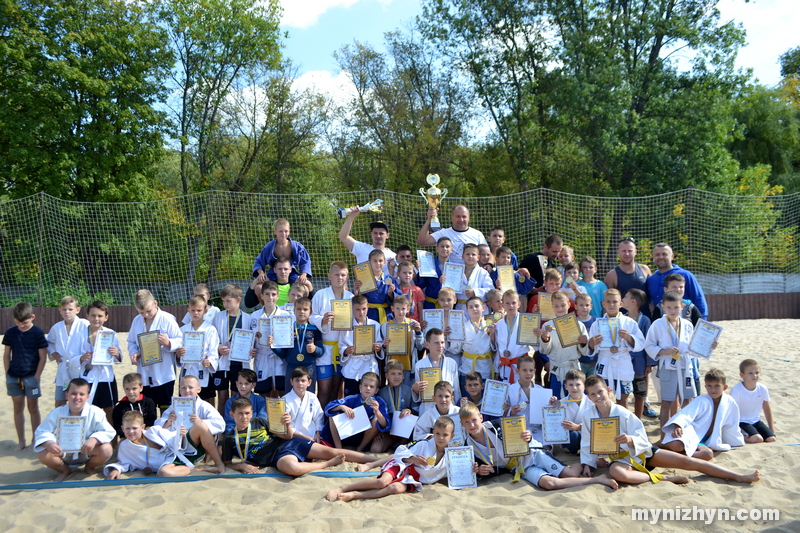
[
  {"xmin": 462, "ymin": 351, "xmax": 492, "ymax": 373},
  {"xmin": 367, "ymin": 303, "xmax": 389, "ymax": 323},
  {"xmin": 323, "ymin": 340, "xmax": 340, "ymax": 370},
  {"xmin": 424, "ymin": 297, "xmax": 442, "ymax": 308},
  {"xmin": 608, "ymin": 450, "xmax": 663, "ymax": 483}
]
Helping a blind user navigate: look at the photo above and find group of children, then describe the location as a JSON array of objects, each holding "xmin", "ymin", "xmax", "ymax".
[{"xmin": 2, "ymin": 217, "xmax": 775, "ymax": 495}]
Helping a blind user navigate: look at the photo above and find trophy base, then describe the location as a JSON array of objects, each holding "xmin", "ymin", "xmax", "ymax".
[
  {"xmin": 430, "ymin": 217, "xmax": 441, "ymax": 232},
  {"xmin": 336, "ymin": 207, "xmax": 349, "ymax": 219}
]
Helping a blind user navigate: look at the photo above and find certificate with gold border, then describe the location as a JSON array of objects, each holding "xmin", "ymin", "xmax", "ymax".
[{"xmin": 353, "ymin": 262, "xmax": 377, "ymax": 293}]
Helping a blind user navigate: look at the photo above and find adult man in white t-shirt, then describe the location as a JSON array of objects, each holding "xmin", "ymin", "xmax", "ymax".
[
  {"xmin": 338, "ymin": 205, "xmax": 395, "ymax": 275},
  {"xmin": 416, "ymin": 204, "xmax": 487, "ymax": 265}
]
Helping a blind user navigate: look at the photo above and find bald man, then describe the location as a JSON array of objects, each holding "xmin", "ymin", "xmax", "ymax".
[
  {"xmin": 417, "ymin": 205, "xmax": 487, "ymax": 265},
  {"xmin": 604, "ymin": 237, "xmax": 652, "ymax": 315},
  {"xmin": 645, "ymin": 243, "xmax": 708, "ymax": 319}
]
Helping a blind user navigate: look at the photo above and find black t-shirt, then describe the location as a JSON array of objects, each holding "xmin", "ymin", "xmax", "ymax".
[
  {"xmin": 223, "ymin": 417, "xmax": 284, "ymax": 467},
  {"xmin": 2, "ymin": 325, "xmax": 48, "ymax": 377},
  {"xmin": 519, "ymin": 252, "xmax": 554, "ymax": 289}
]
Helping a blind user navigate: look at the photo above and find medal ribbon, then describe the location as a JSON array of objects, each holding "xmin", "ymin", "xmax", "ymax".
[{"xmin": 235, "ymin": 423, "xmax": 252, "ymax": 460}]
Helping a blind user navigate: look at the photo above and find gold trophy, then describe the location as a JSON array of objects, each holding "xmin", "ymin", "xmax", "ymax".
[
  {"xmin": 420, "ymin": 174, "xmax": 448, "ymax": 231},
  {"xmin": 336, "ymin": 199, "xmax": 383, "ymax": 219}
]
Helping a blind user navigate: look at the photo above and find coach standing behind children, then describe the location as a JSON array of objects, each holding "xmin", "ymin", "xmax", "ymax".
[{"xmin": 417, "ymin": 205, "xmax": 487, "ymax": 265}]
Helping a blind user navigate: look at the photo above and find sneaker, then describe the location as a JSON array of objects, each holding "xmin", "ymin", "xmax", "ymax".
[{"xmin": 643, "ymin": 405, "xmax": 657, "ymax": 418}]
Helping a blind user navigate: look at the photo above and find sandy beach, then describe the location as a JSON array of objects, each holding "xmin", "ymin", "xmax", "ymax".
[{"xmin": 1, "ymin": 319, "xmax": 798, "ymax": 532}]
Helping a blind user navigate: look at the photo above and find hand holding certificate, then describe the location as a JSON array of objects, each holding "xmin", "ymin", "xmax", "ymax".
[
  {"xmin": 442, "ymin": 262, "xmax": 465, "ymax": 293},
  {"xmin": 596, "ymin": 318, "xmax": 616, "ymax": 349},
  {"xmin": 138, "ymin": 330, "xmax": 162, "ymax": 366},
  {"xmin": 267, "ymin": 398, "xmax": 288, "ymax": 436},
  {"xmin": 553, "ymin": 313, "xmax": 581, "ymax": 347},
  {"xmin": 480, "ymin": 379, "xmax": 509, "ymax": 417},
  {"xmin": 538, "ymin": 293, "xmax": 555, "ymax": 320},
  {"xmin": 446, "ymin": 310, "xmax": 465, "ymax": 341},
  {"xmin": 57, "ymin": 416, "xmax": 86, "ymax": 453},
  {"xmin": 353, "ymin": 325, "xmax": 376, "ymax": 355},
  {"xmin": 501, "ymin": 416, "xmax": 531, "ymax": 457},
  {"xmin": 496, "ymin": 265, "xmax": 515, "ymax": 293},
  {"xmin": 542, "ymin": 407, "xmax": 570, "ymax": 444},
  {"xmin": 446, "ymin": 446, "xmax": 477, "ymax": 489},
  {"xmin": 333, "ymin": 405, "xmax": 371, "ymax": 440},
  {"xmin": 390, "ymin": 411, "xmax": 418, "ymax": 438},
  {"xmin": 419, "ymin": 367, "xmax": 442, "ymax": 402},
  {"xmin": 590, "ymin": 416, "xmax": 620, "ymax": 455},
  {"xmin": 688, "ymin": 319, "xmax": 722, "ymax": 360},
  {"xmin": 181, "ymin": 331, "xmax": 205, "ymax": 364},
  {"xmin": 417, "ymin": 250, "xmax": 438, "ymax": 278},
  {"xmin": 353, "ymin": 261, "xmax": 377, "ymax": 293},
  {"xmin": 422, "ymin": 309, "xmax": 444, "ymax": 334},
  {"xmin": 91, "ymin": 331, "xmax": 116, "ymax": 365},
  {"xmin": 257, "ymin": 318, "xmax": 271, "ymax": 346},
  {"xmin": 516, "ymin": 313, "xmax": 541, "ymax": 348},
  {"xmin": 331, "ymin": 300, "xmax": 353, "ymax": 331},
  {"xmin": 230, "ymin": 329, "xmax": 255, "ymax": 363},
  {"xmin": 270, "ymin": 316, "xmax": 294, "ymax": 348},
  {"xmin": 386, "ymin": 324, "xmax": 409, "ymax": 356},
  {"xmin": 172, "ymin": 397, "xmax": 196, "ymax": 430}
]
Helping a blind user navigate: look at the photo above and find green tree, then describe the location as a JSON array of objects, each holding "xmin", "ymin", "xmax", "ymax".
[
  {"xmin": 0, "ymin": 0, "xmax": 170, "ymax": 202},
  {"xmin": 780, "ymin": 46, "xmax": 800, "ymax": 78}
]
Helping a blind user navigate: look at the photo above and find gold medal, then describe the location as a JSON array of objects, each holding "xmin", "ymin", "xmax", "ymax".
[
  {"xmin": 610, "ymin": 346, "xmax": 618, "ymax": 354},
  {"xmin": 296, "ymin": 353, "xmax": 304, "ymax": 362},
  {"xmin": 493, "ymin": 312, "xmax": 502, "ymax": 322},
  {"xmin": 427, "ymin": 456, "xmax": 435, "ymax": 466}
]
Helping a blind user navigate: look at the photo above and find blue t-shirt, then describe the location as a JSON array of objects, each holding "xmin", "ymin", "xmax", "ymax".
[
  {"xmin": 3, "ymin": 325, "xmax": 48, "ymax": 377},
  {"xmin": 577, "ymin": 279, "xmax": 608, "ymax": 317}
]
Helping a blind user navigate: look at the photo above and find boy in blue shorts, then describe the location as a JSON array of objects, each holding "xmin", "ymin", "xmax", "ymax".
[{"xmin": 4, "ymin": 301, "xmax": 48, "ymax": 449}]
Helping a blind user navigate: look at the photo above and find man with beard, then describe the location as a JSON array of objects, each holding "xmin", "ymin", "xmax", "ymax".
[
  {"xmin": 520, "ymin": 235, "xmax": 563, "ymax": 290},
  {"xmin": 604, "ymin": 237, "xmax": 652, "ymax": 315},
  {"xmin": 646, "ymin": 243, "xmax": 708, "ymax": 320}
]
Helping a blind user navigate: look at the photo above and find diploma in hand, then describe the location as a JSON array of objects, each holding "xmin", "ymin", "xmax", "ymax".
[
  {"xmin": 419, "ymin": 367, "xmax": 442, "ymax": 402},
  {"xmin": 554, "ymin": 312, "xmax": 581, "ymax": 347},
  {"xmin": 447, "ymin": 413, "xmax": 466, "ymax": 447},
  {"xmin": 538, "ymin": 293, "xmax": 555, "ymax": 320},
  {"xmin": 417, "ymin": 250, "xmax": 437, "ymax": 278},
  {"xmin": 480, "ymin": 379, "xmax": 509, "ymax": 417},
  {"xmin": 353, "ymin": 261, "xmax": 377, "ymax": 294},
  {"xmin": 138, "ymin": 330, "xmax": 162, "ymax": 366},
  {"xmin": 230, "ymin": 329, "xmax": 255, "ymax": 363},
  {"xmin": 446, "ymin": 446, "xmax": 477, "ymax": 489},
  {"xmin": 331, "ymin": 300, "xmax": 353, "ymax": 331},
  {"xmin": 57, "ymin": 416, "xmax": 86, "ymax": 453},
  {"xmin": 596, "ymin": 318, "xmax": 616, "ymax": 349},
  {"xmin": 442, "ymin": 262, "xmax": 464, "ymax": 293},
  {"xmin": 270, "ymin": 316, "xmax": 294, "ymax": 348},
  {"xmin": 422, "ymin": 309, "xmax": 444, "ymax": 334},
  {"xmin": 502, "ymin": 416, "xmax": 531, "ymax": 457},
  {"xmin": 172, "ymin": 396, "xmax": 196, "ymax": 430},
  {"xmin": 92, "ymin": 331, "xmax": 116, "ymax": 365},
  {"xmin": 590, "ymin": 416, "xmax": 620, "ymax": 455},
  {"xmin": 542, "ymin": 407, "xmax": 570, "ymax": 444},
  {"xmin": 688, "ymin": 319, "xmax": 722, "ymax": 360},
  {"xmin": 386, "ymin": 324, "xmax": 409, "ymax": 356},
  {"xmin": 446, "ymin": 310, "xmax": 465, "ymax": 341},
  {"xmin": 333, "ymin": 405, "xmax": 372, "ymax": 440},
  {"xmin": 353, "ymin": 325, "xmax": 376, "ymax": 355},
  {"xmin": 267, "ymin": 398, "xmax": 288, "ymax": 436},
  {"xmin": 182, "ymin": 331, "xmax": 205, "ymax": 364},
  {"xmin": 257, "ymin": 318, "xmax": 271, "ymax": 346},
  {"xmin": 497, "ymin": 265, "xmax": 516, "ymax": 293},
  {"xmin": 516, "ymin": 313, "xmax": 541, "ymax": 347}
]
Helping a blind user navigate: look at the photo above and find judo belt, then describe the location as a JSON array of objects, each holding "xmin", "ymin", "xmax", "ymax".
[
  {"xmin": 608, "ymin": 450, "xmax": 663, "ymax": 483},
  {"xmin": 463, "ymin": 351, "xmax": 492, "ymax": 373},
  {"xmin": 323, "ymin": 340, "xmax": 340, "ymax": 371},
  {"xmin": 367, "ymin": 303, "xmax": 389, "ymax": 323},
  {"xmin": 457, "ymin": 299, "xmax": 467, "ymax": 305},
  {"xmin": 498, "ymin": 356, "xmax": 519, "ymax": 384},
  {"xmin": 424, "ymin": 297, "xmax": 442, "ymax": 308}
]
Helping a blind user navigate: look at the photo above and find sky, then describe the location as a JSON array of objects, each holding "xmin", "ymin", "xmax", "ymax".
[{"xmin": 280, "ymin": 0, "xmax": 800, "ymax": 97}]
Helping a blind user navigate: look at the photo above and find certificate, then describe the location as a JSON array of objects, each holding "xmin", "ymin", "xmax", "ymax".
[
  {"xmin": 554, "ymin": 313, "xmax": 582, "ymax": 347},
  {"xmin": 331, "ymin": 300, "xmax": 353, "ymax": 331},
  {"xmin": 419, "ymin": 367, "xmax": 442, "ymax": 402},
  {"xmin": 91, "ymin": 331, "xmax": 116, "ymax": 365},
  {"xmin": 527, "ymin": 386, "xmax": 554, "ymax": 425},
  {"xmin": 390, "ymin": 411, "xmax": 419, "ymax": 438},
  {"xmin": 386, "ymin": 324, "xmax": 409, "ymax": 356},
  {"xmin": 516, "ymin": 313, "xmax": 541, "ymax": 347},
  {"xmin": 422, "ymin": 309, "xmax": 444, "ymax": 334},
  {"xmin": 172, "ymin": 396, "xmax": 196, "ymax": 430},
  {"xmin": 596, "ymin": 317, "xmax": 617, "ymax": 349},
  {"xmin": 267, "ymin": 398, "xmax": 288, "ymax": 436},
  {"xmin": 181, "ymin": 331, "xmax": 205, "ymax": 364},
  {"xmin": 445, "ymin": 446, "xmax": 477, "ymax": 489},
  {"xmin": 446, "ymin": 310, "xmax": 465, "ymax": 341},
  {"xmin": 480, "ymin": 379, "xmax": 509, "ymax": 417},
  {"xmin": 447, "ymin": 413, "xmax": 466, "ymax": 447},
  {"xmin": 270, "ymin": 316, "xmax": 294, "ymax": 349},
  {"xmin": 442, "ymin": 262, "xmax": 464, "ymax": 293},
  {"xmin": 688, "ymin": 320, "xmax": 722, "ymax": 360},
  {"xmin": 496, "ymin": 265, "xmax": 515, "ymax": 293},
  {"xmin": 138, "ymin": 330, "xmax": 162, "ymax": 366},
  {"xmin": 501, "ymin": 416, "xmax": 531, "ymax": 457},
  {"xmin": 57, "ymin": 416, "xmax": 85, "ymax": 453},
  {"xmin": 590, "ymin": 416, "xmax": 620, "ymax": 455},
  {"xmin": 353, "ymin": 325, "xmax": 376, "ymax": 355},
  {"xmin": 229, "ymin": 328, "xmax": 255, "ymax": 363},
  {"xmin": 542, "ymin": 407, "xmax": 570, "ymax": 444},
  {"xmin": 353, "ymin": 261, "xmax": 377, "ymax": 293},
  {"xmin": 538, "ymin": 293, "xmax": 555, "ymax": 320},
  {"xmin": 417, "ymin": 250, "xmax": 437, "ymax": 278},
  {"xmin": 257, "ymin": 317, "xmax": 271, "ymax": 346},
  {"xmin": 332, "ymin": 405, "xmax": 371, "ymax": 440}
]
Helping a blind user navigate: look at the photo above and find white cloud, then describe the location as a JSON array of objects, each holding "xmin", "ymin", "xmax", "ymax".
[
  {"xmin": 292, "ymin": 69, "xmax": 357, "ymax": 107},
  {"xmin": 280, "ymin": 0, "xmax": 378, "ymax": 29}
]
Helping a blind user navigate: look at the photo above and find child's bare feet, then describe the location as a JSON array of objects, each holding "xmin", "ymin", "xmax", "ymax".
[
  {"xmin": 196, "ymin": 464, "xmax": 226, "ymax": 474},
  {"xmin": 356, "ymin": 463, "xmax": 374, "ymax": 472},
  {"xmin": 323, "ymin": 454, "xmax": 346, "ymax": 469},
  {"xmin": 735, "ymin": 471, "xmax": 760, "ymax": 483},
  {"xmin": 663, "ymin": 474, "xmax": 690, "ymax": 484},
  {"xmin": 326, "ymin": 488, "xmax": 343, "ymax": 502},
  {"xmin": 596, "ymin": 457, "xmax": 610, "ymax": 468},
  {"xmin": 54, "ymin": 470, "xmax": 73, "ymax": 482},
  {"xmin": 597, "ymin": 474, "xmax": 619, "ymax": 490},
  {"xmin": 85, "ymin": 466, "xmax": 98, "ymax": 476},
  {"xmin": 13, "ymin": 442, "xmax": 26, "ymax": 451}
]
